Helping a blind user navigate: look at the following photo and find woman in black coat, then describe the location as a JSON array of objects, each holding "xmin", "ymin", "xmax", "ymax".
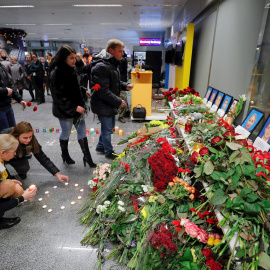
[
  {"xmin": 49, "ymin": 45, "xmax": 96, "ymax": 167},
  {"xmin": 29, "ymin": 53, "xmax": 44, "ymax": 105}
]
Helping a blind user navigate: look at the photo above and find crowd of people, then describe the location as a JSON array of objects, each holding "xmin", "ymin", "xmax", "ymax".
[{"xmin": 0, "ymin": 39, "xmax": 132, "ymax": 230}]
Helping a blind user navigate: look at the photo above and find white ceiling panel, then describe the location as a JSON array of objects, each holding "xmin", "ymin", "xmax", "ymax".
[{"xmin": 0, "ymin": 0, "xmax": 188, "ymax": 47}]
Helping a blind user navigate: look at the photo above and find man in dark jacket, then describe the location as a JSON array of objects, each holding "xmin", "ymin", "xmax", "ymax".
[
  {"xmin": 23, "ymin": 54, "xmax": 36, "ymax": 102},
  {"xmin": 0, "ymin": 63, "xmax": 26, "ymax": 132},
  {"xmin": 90, "ymin": 39, "xmax": 132, "ymax": 159}
]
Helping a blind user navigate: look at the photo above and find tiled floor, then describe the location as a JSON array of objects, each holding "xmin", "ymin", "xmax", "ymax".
[{"xmin": 0, "ymin": 91, "xmax": 147, "ymax": 270}]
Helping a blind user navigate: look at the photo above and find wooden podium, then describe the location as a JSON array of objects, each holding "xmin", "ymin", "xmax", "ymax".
[{"xmin": 131, "ymin": 71, "xmax": 152, "ymax": 118}]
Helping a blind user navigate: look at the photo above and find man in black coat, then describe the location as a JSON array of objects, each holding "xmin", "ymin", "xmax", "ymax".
[
  {"xmin": 0, "ymin": 63, "xmax": 26, "ymax": 132},
  {"xmin": 90, "ymin": 39, "xmax": 132, "ymax": 159}
]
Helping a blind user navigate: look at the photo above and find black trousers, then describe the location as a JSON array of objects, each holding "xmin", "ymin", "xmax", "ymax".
[
  {"xmin": 7, "ymin": 157, "xmax": 30, "ymax": 175},
  {"xmin": 32, "ymin": 77, "xmax": 44, "ymax": 103}
]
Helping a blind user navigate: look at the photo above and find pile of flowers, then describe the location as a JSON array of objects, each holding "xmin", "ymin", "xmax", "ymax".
[{"xmin": 88, "ymin": 163, "xmax": 111, "ymax": 192}]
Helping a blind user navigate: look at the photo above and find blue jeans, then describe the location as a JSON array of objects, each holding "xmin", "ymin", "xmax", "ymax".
[
  {"xmin": 59, "ymin": 116, "xmax": 86, "ymax": 140},
  {"xmin": 97, "ymin": 115, "xmax": 115, "ymax": 155},
  {"xmin": 0, "ymin": 107, "xmax": 16, "ymax": 132}
]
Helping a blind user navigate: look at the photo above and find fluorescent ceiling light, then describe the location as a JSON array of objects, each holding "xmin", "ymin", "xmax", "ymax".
[
  {"xmin": 43, "ymin": 24, "xmax": 73, "ymax": 26},
  {"xmin": 6, "ymin": 23, "xmax": 36, "ymax": 26},
  {"xmin": 73, "ymin": 4, "xmax": 122, "ymax": 7},
  {"xmin": 27, "ymin": 33, "xmax": 37, "ymax": 34},
  {"xmin": 0, "ymin": 5, "xmax": 34, "ymax": 8},
  {"xmin": 86, "ymin": 38, "xmax": 104, "ymax": 40},
  {"xmin": 100, "ymin": 23, "xmax": 130, "ymax": 25},
  {"xmin": 134, "ymin": 4, "xmax": 181, "ymax": 7}
]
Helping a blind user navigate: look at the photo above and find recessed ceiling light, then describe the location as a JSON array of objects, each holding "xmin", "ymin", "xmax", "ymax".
[
  {"xmin": 73, "ymin": 4, "xmax": 122, "ymax": 7},
  {"xmin": 6, "ymin": 24, "xmax": 36, "ymax": 26},
  {"xmin": 42, "ymin": 24, "xmax": 73, "ymax": 26},
  {"xmin": 0, "ymin": 5, "xmax": 34, "ymax": 8},
  {"xmin": 27, "ymin": 33, "xmax": 37, "ymax": 34}
]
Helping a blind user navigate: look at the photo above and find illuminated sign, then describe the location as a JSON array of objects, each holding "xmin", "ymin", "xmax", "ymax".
[{"xmin": 139, "ymin": 38, "xmax": 161, "ymax": 46}]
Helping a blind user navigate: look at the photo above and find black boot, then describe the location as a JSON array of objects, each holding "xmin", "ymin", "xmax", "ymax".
[
  {"xmin": 59, "ymin": 139, "xmax": 75, "ymax": 164},
  {"xmin": 0, "ymin": 217, "xmax": 21, "ymax": 230},
  {"xmin": 78, "ymin": 137, "xmax": 96, "ymax": 168}
]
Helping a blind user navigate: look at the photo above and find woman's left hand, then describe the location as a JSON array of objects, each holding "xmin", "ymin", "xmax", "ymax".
[
  {"xmin": 11, "ymin": 180, "xmax": 23, "ymax": 186},
  {"xmin": 55, "ymin": 173, "xmax": 69, "ymax": 182}
]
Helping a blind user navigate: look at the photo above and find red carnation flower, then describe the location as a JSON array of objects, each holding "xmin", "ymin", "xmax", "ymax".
[
  {"xmin": 92, "ymin": 84, "xmax": 101, "ymax": 91},
  {"xmin": 33, "ymin": 106, "xmax": 38, "ymax": 111},
  {"xmin": 211, "ymin": 136, "xmax": 222, "ymax": 146},
  {"xmin": 223, "ymin": 130, "xmax": 235, "ymax": 139},
  {"xmin": 171, "ymin": 220, "xmax": 181, "ymax": 227},
  {"xmin": 190, "ymin": 151, "xmax": 199, "ymax": 164},
  {"xmin": 202, "ymin": 248, "xmax": 213, "ymax": 259},
  {"xmin": 26, "ymin": 101, "xmax": 32, "ymax": 107},
  {"xmin": 136, "ymin": 72, "xmax": 140, "ymax": 79},
  {"xmin": 236, "ymin": 139, "xmax": 248, "ymax": 147},
  {"xmin": 199, "ymin": 147, "xmax": 209, "ymax": 156},
  {"xmin": 92, "ymin": 187, "xmax": 98, "ymax": 192},
  {"xmin": 168, "ymin": 96, "xmax": 172, "ymax": 101},
  {"xmin": 93, "ymin": 178, "xmax": 98, "ymax": 183}
]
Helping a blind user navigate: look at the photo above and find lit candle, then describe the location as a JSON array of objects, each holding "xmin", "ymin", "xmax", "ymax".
[
  {"xmin": 29, "ymin": 185, "xmax": 36, "ymax": 191},
  {"xmin": 95, "ymin": 129, "xmax": 99, "ymax": 134},
  {"xmin": 43, "ymin": 128, "xmax": 46, "ymax": 132},
  {"xmin": 119, "ymin": 130, "xmax": 123, "ymax": 136},
  {"xmin": 56, "ymin": 129, "xmax": 60, "ymax": 133},
  {"xmin": 86, "ymin": 129, "xmax": 89, "ymax": 135},
  {"xmin": 90, "ymin": 128, "xmax": 94, "ymax": 134},
  {"xmin": 114, "ymin": 126, "xmax": 119, "ymax": 134},
  {"xmin": 36, "ymin": 129, "xmax": 39, "ymax": 133},
  {"xmin": 71, "ymin": 130, "xmax": 74, "ymax": 134}
]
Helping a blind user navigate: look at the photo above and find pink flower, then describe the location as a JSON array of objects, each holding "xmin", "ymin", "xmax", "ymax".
[
  {"xmin": 184, "ymin": 222, "xmax": 199, "ymax": 238},
  {"xmin": 197, "ymin": 228, "xmax": 209, "ymax": 244},
  {"xmin": 180, "ymin": 218, "xmax": 190, "ymax": 226}
]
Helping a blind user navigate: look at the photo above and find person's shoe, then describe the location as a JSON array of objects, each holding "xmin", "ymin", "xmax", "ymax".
[
  {"xmin": 118, "ymin": 117, "xmax": 126, "ymax": 123},
  {"xmin": 96, "ymin": 147, "xmax": 105, "ymax": 153},
  {"xmin": 105, "ymin": 151, "xmax": 118, "ymax": 160},
  {"xmin": 26, "ymin": 154, "xmax": 32, "ymax": 159},
  {"xmin": 37, "ymin": 101, "xmax": 42, "ymax": 105},
  {"xmin": 0, "ymin": 217, "xmax": 21, "ymax": 230},
  {"xmin": 78, "ymin": 138, "xmax": 96, "ymax": 168},
  {"xmin": 59, "ymin": 139, "xmax": 75, "ymax": 164},
  {"xmin": 30, "ymin": 99, "xmax": 36, "ymax": 102},
  {"xmin": 18, "ymin": 173, "xmax": 27, "ymax": 180}
]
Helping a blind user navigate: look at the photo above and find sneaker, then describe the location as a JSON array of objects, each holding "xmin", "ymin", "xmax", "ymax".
[
  {"xmin": 96, "ymin": 147, "xmax": 105, "ymax": 153},
  {"xmin": 105, "ymin": 151, "xmax": 118, "ymax": 160},
  {"xmin": 118, "ymin": 117, "xmax": 126, "ymax": 123},
  {"xmin": 0, "ymin": 217, "xmax": 21, "ymax": 230}
]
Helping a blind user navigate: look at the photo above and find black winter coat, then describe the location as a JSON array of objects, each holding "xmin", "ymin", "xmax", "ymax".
[
  {"xmin": 0, "ymin": 63, "xmax": 22, "ymax": 110},
  {"xmin": 50, "ymin": 63, "xmax": 85, "ymax": 119},
  {"xmin": 0, "ymin": 128, "xmax": 59, "ymax": 176},
  {"xmin": 90, "ymin": 49, "xmax": 128, "ymax": 117}
]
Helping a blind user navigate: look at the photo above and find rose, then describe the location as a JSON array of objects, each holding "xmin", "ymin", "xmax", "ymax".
[
  {"xmin": 202, "ymin": 248, "xmax": 213, "ymax": 260},
  {"xmin": 171, "ymin": 220, "xmax": 181, "ymax": 227},
  {"xmin": 236, "ymin": 139, "xmax": 248, "ymax": 147},
  {"xmin": 190, "ymin": 151, "xmax": 199, "ymax": 164},
  {"xmin": 211, "ymin": 136, "xmax": 222, "ymax": 146},
  {"xmin": 223, "ymin": 130, "xmax": 235, "ymax": 139},
  {"xmin": 167, "ymin": 96, "xmax": 172, "ymax": 101},
  {"xmin": 26, "ymin": 101, "xmax": 32, "ymax": 107},
  {"xmin": 199, "ymin": 147, "xmax": 209, "ymax": 156},
  {"xmin": 33, "ymin": 106, "xmax": 38, "ymax": 111},
  {"xmin": 197, "ymin": 228, "xmax": 209, "ymax": 244},
  {"xmin": 184, "ymin": 222, "xmax": 199, "ymax": 238}
]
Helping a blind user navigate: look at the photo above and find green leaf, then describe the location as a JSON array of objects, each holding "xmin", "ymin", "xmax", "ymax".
[
  {"xmin": 208, "ymin": 147, "xmax": 219, "ymax": 154},
  {"xmin": 243, "ymin": 202, "xmax": 261, "ymax": 216},
  {"xmin": 211, "ymin": 193, "xmax": 227, "ymax": 206},
  {"xmin": 178, "ymin": 204, "xmax": 190, "ymax": 213},
  {"xmin": 246, "ymin": 193, "xmax": 261, "ymax": 203},
  {"xmin": 211, "ymin": 171, "xmax": 226, "ymax": 181},
  {"xmin": 180, "ymin": 261, "xmax": 192, "ymax": 268},
  {"xmin": 235, "ymin": 248, "xmax": 246, "ymax": 258},
  {"xmin": 229, "ymin": 150, "xmax": 241, "ymax": 163},
  {"xmin": 193, "ymin": 166, "xmax": 201, "ymax": 178},
  {"xmin": 226, "ymin": 169, "xmax": 235, "ymax": 178},
  {"xmin": 232, "ymin": 197, "xmax": 245, "ymax": 207},
  {"xmin": 226, "ymin": 198, "xmax": 233, "ymax": 208},
  {"xmin": 204, "ymin": 160, "xmax": 214, "ymax": 175},
  {"xmin": 259, "ymin": 252, "xmax": 270, "ymax": 270},
  {"xmin": 263, "ymin": 200, "xmax": 270, "ymax": 209},
  {"xmin": 240, "ymin": 188, "xmax": 253, "ymax": 198},
  {"xmin": 239, "ymin": 148, "xmax": 253, "ymax": 164},
  {"xmin": 226, "ymin": 142, "xmax": 243, "ymax": 150}
]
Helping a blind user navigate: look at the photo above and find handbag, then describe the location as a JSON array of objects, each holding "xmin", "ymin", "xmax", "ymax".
[{"xmin": 132, "ymin": 104, "xmax": 146, "ymax": 119}]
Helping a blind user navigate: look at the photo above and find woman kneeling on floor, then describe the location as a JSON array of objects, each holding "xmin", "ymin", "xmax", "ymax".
[
  {"xmin": 0, "ymin": 134, "xmax": 37, "ymax": 230},
  {"xmin": 1, "ymin": 121, "xmax": 68, "ymax": 182}
]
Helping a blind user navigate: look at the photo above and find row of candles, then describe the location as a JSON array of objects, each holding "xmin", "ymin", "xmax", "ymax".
[{"xmin": 35, "ymin": 126, "xmax": 124, "ymax": 135}]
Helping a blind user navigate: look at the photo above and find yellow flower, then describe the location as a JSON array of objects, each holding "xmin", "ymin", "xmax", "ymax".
[
  {"xmin": 141, "ymin": 207, "xmax": 147, "ymax": 218},
  {"xmin": 213, "ymin": 239, "xmax": 222, "ymax": 246},
  {"xmin": 191, "ymin": 248, "xmax": 197, "ymax": 262},
  {"xmin": 116, "ymin": 151, "xmax": 125, "ymax": 160},
  {"xmin": 177, "ymin": 149, "xmax": 184, "ymax": 155},
  {"xmin": 207, "ymin": 236, "xmax": 214, "ymax": 246},
  {"xmin": 149, "ymin": 196, "xmax": 158, "ymax": 202}
]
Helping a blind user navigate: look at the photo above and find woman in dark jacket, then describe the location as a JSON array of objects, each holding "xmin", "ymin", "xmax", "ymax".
[
  {"xmin": 49, "ymin": 45, "xmax": 96, "ymax": 167},
  {"xmin": 2, "ymin": 121, "xmax": 68, "ymax": 182},
  {"xmin": 30, "ymin": 53, "xmax": 44, "ymax": 105}
]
